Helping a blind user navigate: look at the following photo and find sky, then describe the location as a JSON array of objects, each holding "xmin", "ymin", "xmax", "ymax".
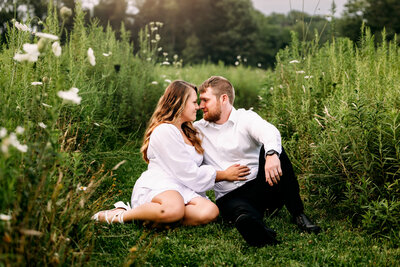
[
  {"xmin": 252, "ymin": 0, "xmax": 348, "ymax": 17},
  {"xmin": 80, "ymin": 0, "xmax": 348, "ymax": 17}
]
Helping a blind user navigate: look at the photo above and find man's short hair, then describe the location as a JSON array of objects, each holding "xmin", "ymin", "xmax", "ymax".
[{"xmin": 199, "ymin": 76, "xmax": 235, "ymax": 105}]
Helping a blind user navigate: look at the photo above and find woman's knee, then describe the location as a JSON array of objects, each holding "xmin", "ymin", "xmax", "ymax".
[
  {"xmin": 158, "ymin": 204, "xmax": 185, "ymax": 222},
  {"xmin": 196, "ymin": 203, "xmax": 219, "ymax": 224}
]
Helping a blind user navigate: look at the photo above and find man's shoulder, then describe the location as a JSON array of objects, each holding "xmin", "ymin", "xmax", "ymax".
[
  {"xmin": 235, "ymin": 108, "xmax": 261, "ymax": 120},
  {"xmin": 194, "ymin": 119, "xmax": 207, "ymax": 129}
]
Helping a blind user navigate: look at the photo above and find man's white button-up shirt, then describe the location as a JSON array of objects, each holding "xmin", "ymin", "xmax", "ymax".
[{"xmin": 194, "ymin": 108, "xmax": 282, "ymax": 200}]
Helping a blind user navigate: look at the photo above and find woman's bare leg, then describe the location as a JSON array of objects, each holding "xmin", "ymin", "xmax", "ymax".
[
  {"xmin": 96, "ymin": 190, "xmax": 185, "ymax": 223},
  {"xmin": 183, "ymin": 197, "xmax": 219, "ymax": 226}
]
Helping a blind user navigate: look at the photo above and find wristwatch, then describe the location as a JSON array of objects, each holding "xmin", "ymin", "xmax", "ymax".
[{"xmin": 266, "ymin": 149, "xmax": 279, "ymax": 157}]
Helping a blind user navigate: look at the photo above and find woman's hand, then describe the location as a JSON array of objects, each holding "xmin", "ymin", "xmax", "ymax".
[{"xmin": 216, "ymin": 164, "xmax": 250, "ymax": 182}]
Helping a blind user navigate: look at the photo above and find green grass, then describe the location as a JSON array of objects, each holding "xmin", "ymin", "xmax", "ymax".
[
  {"xmin": 1, "ymin": 3, "xmax": 400, "ymax": 266},
  {"xmin": 87, "ymin": 153, "xmax": 400, "ymax": 266}
]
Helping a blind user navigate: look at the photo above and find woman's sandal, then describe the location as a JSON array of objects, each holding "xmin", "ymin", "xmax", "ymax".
[{"xmin": 92, "ymin": 201, "xmax": 132, "ymax": 224}]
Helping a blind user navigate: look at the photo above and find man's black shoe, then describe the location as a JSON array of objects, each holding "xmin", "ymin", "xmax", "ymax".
[
  {"xmin": 235, "ymin": 214, "xmax": 279, "ymax": 247},
  {"xmin": 293, "ymin": 213, "xmax": 321, "ymax": 233}
]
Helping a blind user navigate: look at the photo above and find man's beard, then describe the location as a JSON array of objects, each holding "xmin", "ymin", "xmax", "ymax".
[{"xmin": 203, "ymin": 105, "xmax": 222, "ymax": 123}]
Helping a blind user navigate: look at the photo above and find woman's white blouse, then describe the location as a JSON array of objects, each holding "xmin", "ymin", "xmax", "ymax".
[{"xmin": 132, "ymin": 123, "xmax": 216, "ymax": 194}]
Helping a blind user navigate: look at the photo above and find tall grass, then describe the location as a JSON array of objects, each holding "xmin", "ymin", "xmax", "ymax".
[
  {"xmin": 0, "ymin": 2, "xmax": 165, "ymax": 264},
  {"xmin": 0, "ymin": 3, "xmax": 268, "ymax": 264},
  {"xmin": 261, "ymin": 27, "xmax": 400, "ymax": 242}
]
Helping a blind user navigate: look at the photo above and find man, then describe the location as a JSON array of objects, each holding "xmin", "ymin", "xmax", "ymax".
[{"xmin": 194, "ymin": 76, "xmax": 320, "ymax": 247}]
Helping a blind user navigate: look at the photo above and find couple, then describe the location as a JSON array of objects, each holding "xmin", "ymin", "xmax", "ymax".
[{"xmin": 93, "ymin": 76, "xmax": 320, "ymax": 246}]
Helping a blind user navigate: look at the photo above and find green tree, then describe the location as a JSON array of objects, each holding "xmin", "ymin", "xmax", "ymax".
[
  {"xmin": 93, "ymin": 0, "xmax": 134, "ymax": 34},
  {"xmin": 338, "ymin": 0, "xmax": 400, "ymax": 42}
]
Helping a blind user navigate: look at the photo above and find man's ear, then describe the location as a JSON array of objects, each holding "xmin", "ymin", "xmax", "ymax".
[{"xmin": 221, "ymin": 94, "xmax": 229, "ymax": 104}]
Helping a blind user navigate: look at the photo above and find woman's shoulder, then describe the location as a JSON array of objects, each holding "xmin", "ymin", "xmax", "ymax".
[{"xmin": 152, "ymin": 123, "xmax": 180, "ymax": 137}]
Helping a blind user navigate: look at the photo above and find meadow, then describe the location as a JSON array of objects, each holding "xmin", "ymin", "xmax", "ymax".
[{"xmin": 0, "ymin": 3, "xmax": 399, "ymax": 266}]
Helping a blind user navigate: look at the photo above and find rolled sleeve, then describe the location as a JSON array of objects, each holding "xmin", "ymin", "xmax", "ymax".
[{"xmin": 245, "ymin": 111, "xmax": 282, "ymax": 155}]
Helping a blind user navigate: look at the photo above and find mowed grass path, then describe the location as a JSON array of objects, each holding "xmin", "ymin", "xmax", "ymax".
[{"xmin": 89, "ymin": 148, "xmax": 400, "ymax": 266}]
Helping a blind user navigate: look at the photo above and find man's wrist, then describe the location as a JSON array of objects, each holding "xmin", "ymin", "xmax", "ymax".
[{"xmin": 266, "ymin": 149, "xmax": 279, "ymax": 157}]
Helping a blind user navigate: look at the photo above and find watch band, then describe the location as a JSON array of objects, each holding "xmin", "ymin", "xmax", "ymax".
[{"xmin": 266, "ymin": 149, "xmax": 279, "ymax": 157}]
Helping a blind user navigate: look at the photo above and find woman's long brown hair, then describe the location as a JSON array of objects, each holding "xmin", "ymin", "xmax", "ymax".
[{"xmin": 141, "ymin": 80, "xmax": 204, "ymax": 163}]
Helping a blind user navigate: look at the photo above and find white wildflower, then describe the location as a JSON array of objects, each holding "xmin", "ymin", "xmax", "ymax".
[
  {"xmin": 93, "ymin": 122, "xmax": 100, "ymax": 127},
  {"xmin": 162, "ymin": 61, "xmax": 170, "ymax": 65},
  {"xmin": 0, "ymin": 128, "xmax": 7, "ymax": 138},
  {"xmin": 77, "ymin": 186, "xmax": 87, "ymax": 191},
  {"xmin": 42, "ymin": 103, "xmax": 52, "ymax": 108},
  {"xmin": 14, "ymin": 21, "xmax": 30, "ymax": 32},
  {"xmin": 9, "ymin": 133, "xmax": 28, "ymax": 152},
  {"xmin": 57, "ymin": 87, "xmax": 82, "ymax": 105},
  {"xmin": 1, "ymin": 139, "xmax": 9, "ymax": 154},
  {"xmin": 157, "ymin": 47, "xmax": 163, "ymax": 51},
  {"xmin": 102, "ymin": 52, "xmax": 112, "ymax": 57},
  {"xmin": 237, "ymin": 55, "xmax": 241, "ymax": 60},
  {"xmin": 289, "ymin": 60, "xmax": 300, "ymax": 64},
  {"xmin": 15, "ymin": 126, "xmax": 24, "ymax": 135},
  {"xmin": 38, "ymin": 122, "xmax": 47, "ymax": 129},
  {"xmin": 151, "ymin": 81, "xmax": 158, "ymax": 85},
  {"xmin": 0, "ymin": 214, "xmax": 11, "ymax": 221},
  {"xmin": 13, "ymin": 43, "xmax": 40, "ymax": 62},
  {"xmin": 87, "ymin": 48, "xmax": 96, "ymax": 66},
  {"xmin": 146, "ymin": 57, "xmax": 152, "ymax": 61},
  {"xmin": 35, "ymin": 32, "xmax": 59, "ymax": 41},
  {"xmin": 163, "ymin": 52, "xmax": 168, "ymax": 57},
  {"xmin": 257, "ymin": 63, "xmax": 262, "ymax": 68},
  {"xmin": 235, "ymin": 61, "xmax": 239, "ymax": 66},
  {"xmin": 164, "ymin": 79, "xmax": 171, "ymax": 83},
  {"xmin": 296, "ymin": 70, "xmax": 305, "ymax": 74},
  {"xmin": 155, "ymin": 34, "xmax": 161, "ymax": 41},
  {"xmin": 304, "ymin": 75, "xmax": 313, "ymax": 79},
  {"xmin": 31, "ymin": 81, "xmax": 43, "ymax": 85},
  {"xmin": 151, "ymin": 39, "xmax": 157, "ymax": 43},
  {"xmin": 52, "ymin": 42, "xmax": 62, "ymax": 57}
]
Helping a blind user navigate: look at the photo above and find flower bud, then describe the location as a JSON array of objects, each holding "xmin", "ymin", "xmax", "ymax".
[
  {"xmin": 37, "ymin": 38, "xmax": 49, "ymax": 52},
  {"xmin": 60, "ymin": 6, "xmax": 72, "ymax": 21}
]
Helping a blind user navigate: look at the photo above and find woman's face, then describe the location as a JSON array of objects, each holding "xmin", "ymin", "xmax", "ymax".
[{"xmin": 180, "ymin": 89, "xmax": 199, "ymax": 123}]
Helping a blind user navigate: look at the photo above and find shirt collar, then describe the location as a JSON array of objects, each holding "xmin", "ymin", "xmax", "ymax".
[{"xmin": 203, "ymin": 107, "xmax": 237, "ymax": 128}]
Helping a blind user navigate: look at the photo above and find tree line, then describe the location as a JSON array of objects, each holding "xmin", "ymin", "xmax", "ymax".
[{"xmin": 1, "ymin": 0, "xmax": 400, "ymax": 68}]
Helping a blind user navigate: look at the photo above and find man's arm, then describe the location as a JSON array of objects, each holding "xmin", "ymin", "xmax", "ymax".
[
  {"xmin": 244, "ymin": 110, "xmax": 283, "ymax": 185},
  {"xmin": 264, "ymin": 153, "xmax": 282, "ymax": 186}
]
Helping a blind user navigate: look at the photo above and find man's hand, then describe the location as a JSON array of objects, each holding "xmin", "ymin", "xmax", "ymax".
[
  {"xmin": 265, "ymin": 154, "xmax": 282, "ymax": 186},
  {"xmin": 216, "ymin": 164, "xmax": 250, "ymax": 182}
]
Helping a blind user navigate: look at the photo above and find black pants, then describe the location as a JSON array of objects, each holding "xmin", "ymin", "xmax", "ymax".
[{"xmin": 216, "ymin": 146, "xmax": 304, "ymax": 224}]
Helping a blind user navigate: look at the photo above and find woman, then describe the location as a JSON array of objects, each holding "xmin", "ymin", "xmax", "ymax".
[{"xmin": 92, "ymin": 80, "xmax": 249, "ymax": 225}]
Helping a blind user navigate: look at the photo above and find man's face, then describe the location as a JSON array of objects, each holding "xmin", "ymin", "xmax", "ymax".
[{"xmin": 199, "ymin": 87, "xmax": 222, "ymax": 122}]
